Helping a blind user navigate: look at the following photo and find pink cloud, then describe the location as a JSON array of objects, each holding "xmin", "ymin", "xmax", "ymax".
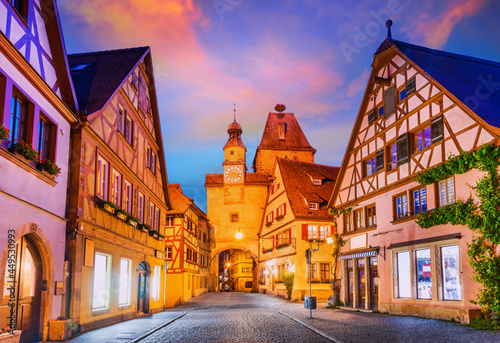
[{"xmin": 403, "ymin": 0, "xmax": 489, "ymax": 48}]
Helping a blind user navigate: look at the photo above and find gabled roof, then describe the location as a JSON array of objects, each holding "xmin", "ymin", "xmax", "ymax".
[
  {"xmin": 377, "ymin": 39, "xmax": 500, "ymax": 128},
  {"xmin": 256, "ymin": 112, "xmax": 317, "ymax": 152},
  {"xmin": 278, "ymin": 159, "xmax": 339, "ymax": 218},
  {"xmin": 165, "ymin": 184, "xmax": 207, "ymax": 219},
  {"xmin": 68, "ymin": 47, "xmax": 149, "ymax": 113}
]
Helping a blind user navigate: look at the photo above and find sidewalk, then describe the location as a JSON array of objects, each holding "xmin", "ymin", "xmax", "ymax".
[{"xmin": 64, "ymin": 310, "xmax": 186, "ymax": 343}]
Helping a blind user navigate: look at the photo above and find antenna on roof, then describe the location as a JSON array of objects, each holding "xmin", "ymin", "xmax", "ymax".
[
  {"xmin": 386, "ymin": 17, "xmax": 393, "ymax": 39},
  {"xmin": 233, "ymin": 103, "xmax": 236, "ymax": 122}
]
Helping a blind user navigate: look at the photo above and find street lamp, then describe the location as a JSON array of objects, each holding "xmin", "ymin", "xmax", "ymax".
[{"xmin": 236, "ymin": 231, "xmax": 242, "ymax": 239}]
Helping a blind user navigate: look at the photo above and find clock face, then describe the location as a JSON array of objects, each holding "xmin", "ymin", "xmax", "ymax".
[{"xmin": 225, "ymin": 166, "xmax": 243, "ymax": 182}]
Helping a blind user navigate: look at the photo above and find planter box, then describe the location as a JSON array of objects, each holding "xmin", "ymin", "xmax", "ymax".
[
  {"xmin": 262, "ymin": 249, "xmax": 273, "ymax": 254},
  {"xmin": 128, "ymin": 219, "xmax": 138, "ymax": 227},
  {"xmin": 0, "ymin": 331, "xmax": 21, "ymax": 343},
  {"xmin": 158, "ymin": 236, "xmax": 164, "ymax": 241},
  {"xmin": 49, "ymin": 319, "xmax": 79, "ymax": 341},
  {"xmin": 139, "ymin": 225, "xmax": 148, "ymax": 233},
  {"xmin": 116, "ymin": 212, "xmax": 127, "ymax": 221}
]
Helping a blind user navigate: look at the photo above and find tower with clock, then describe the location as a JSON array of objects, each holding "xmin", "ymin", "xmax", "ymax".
[{"xmin": 223, "ymin": 119, "xmax": 247, "ymax": 184}]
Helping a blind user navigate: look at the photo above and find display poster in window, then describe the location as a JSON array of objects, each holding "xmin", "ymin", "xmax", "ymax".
[{"xmin": 349, "ymin": 233, "xmax": 367, "ymax": 250}]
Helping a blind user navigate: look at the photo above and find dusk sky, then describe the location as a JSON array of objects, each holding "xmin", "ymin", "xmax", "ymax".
[{"xmin": 58, "ymin": 0, "xmax": 500, "ymax": 211}]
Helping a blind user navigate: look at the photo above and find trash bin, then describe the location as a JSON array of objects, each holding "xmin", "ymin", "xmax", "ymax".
[{"xmin": 304, "ymin": 296, "xmax": 317, "ymax": 309}]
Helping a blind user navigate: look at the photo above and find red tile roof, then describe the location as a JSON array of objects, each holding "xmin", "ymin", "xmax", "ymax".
[
  {"xmin": 165, "ymin": 184, "xmax": 207, "ymax": 218},
  {"xmin": 256, "ymin": 112, "xmax": 317, "ymax": 152},
  {"xmin": 278, "ymin": 158, "xmax": 340, "ymax": 218}
]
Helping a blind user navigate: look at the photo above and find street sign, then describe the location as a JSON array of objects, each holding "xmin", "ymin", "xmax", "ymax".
[
  {"xmin": 304, "ymin": 296, "xmax": 317, "ymax": 309},
  {"xmin": 305, "ymin": 249, "xmax": 311, "ymax": 263}
]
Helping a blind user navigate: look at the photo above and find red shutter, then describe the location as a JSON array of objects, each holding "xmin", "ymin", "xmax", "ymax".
[
  {"xmin": 288, "ymin": 228, "xmax": 292, "ymax": 243},
  {"xmin": 302, "ymin": 224, "xmax": 308, "ymax": 240},
  {"xmin": 284, "ymin": 203, "xmax": 287, "ymax": 215},
  {"xmin": 272, "ymin": 235, "xmax": 275, "ymax": 248},
  {"xmin": 330, "ymin": 225, "xmax": 334, "ymax": 236},
  {"xmin": 275, "ymin": 234, "xmax": 278, "ymax": 246},
  {"xmin": 276, "ymin": 208, "xmax": 279, "ymax": 217},
  {"xmin": 271, "ymin": 211, "xmax": 274, "ymax": 222},
  {"xmin": 271, "ymin": 184, "xmax": 275, "ymax": 194}
]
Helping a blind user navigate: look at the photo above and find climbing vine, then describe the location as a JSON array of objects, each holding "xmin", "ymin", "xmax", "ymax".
[
  {"xmin": 328, "ymin": 207, "xmax": 351, "ymax": 306},
  {"xmin": 415, "ymin": 144, "xmax": 500, "ymax": 318}
]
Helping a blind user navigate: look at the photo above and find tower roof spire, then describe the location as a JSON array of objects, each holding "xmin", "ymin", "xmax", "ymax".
[
  {"xmin": 233, "ymin": 103, "xmax": 236, "ymax": 122},
  {"xmin": 386, "ymin": 18, "xmax": 393, "ymax": 39}
]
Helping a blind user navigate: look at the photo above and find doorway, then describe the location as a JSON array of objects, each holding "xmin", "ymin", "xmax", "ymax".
[
  {"xmin": 15, "ymin": 236, "xmax": 42, "ymax": 343},
  {"xmin": 347, "ymin": 259, "xmax": 353, "ymax": 307},
  {"xmin": 357, "ymin": 258, "xmax": 366, "ymax": 308},
  {"xmin": 370, "ymin": 257, "xmax": 379, "ymax": 309},
  {"xmin": 137, "ymin": 262, "xmax": 149, "ymax": 314}
]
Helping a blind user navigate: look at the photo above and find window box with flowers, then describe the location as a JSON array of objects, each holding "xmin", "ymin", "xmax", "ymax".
[
  {"xmin": 96, "ymin": 198, "xmax": 116, "ymax": 215},
  {"xmin": 274, "ymin": 279, "xmax": 284, "ymax": 284},
  {"xmin": 0, "ymin": 125, "xmax": 10, "ymax": 142},
  {"xmin": 310, "ymin": 279, "xmax": 321, "ymax": 284},
  {"xmin": 139, "ymin": 224, "xmax": 150, "ymax": 233},
  {"xmin": 36, "ymin": 159, "xmax": 61, "ymax": 179},
  {"xmin": 275, "ymin": 243, "xmax": 290, "ymax": 249},
  {"xmin": 115, "ymin": 210, "xmax": 128, "ymax": 221},
  {"xmin": 321, "ymin": 278, "xmax": 331, "ymax": 284},
  {"xmin": 9, "ymin": 141, "xmax": 38, "ymax": 165},
  {"xmin": 127, "ymin": 216, "xmax": 139, "ymax": 227},
  {"xmin": 275, "ymin": 214, "xmax": 285, "ymax": 221},
  {"xmin": 262, "ymin": 248, "xmax": 273, "ymax": 254},
  {"xmin": 265, "ymin": 222, "xmax": 272, "ymax": 228},
  {"xmin": 158, "ymin": 233, "xmax": 164, "ymax": 241},
  {"xmin": 148, "ymin": 229, "xmax": 159, "ymax": 239}
]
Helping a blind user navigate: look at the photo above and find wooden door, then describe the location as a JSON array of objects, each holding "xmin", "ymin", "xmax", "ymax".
[{"xmin": 17, "ymin": 237, "xmax": 42, "ymax": 343}]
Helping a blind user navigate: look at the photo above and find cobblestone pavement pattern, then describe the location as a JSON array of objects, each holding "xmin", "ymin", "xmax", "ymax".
[{"xmin": 65, "ymin": 292, "xmax": 500, "ymax": 343}]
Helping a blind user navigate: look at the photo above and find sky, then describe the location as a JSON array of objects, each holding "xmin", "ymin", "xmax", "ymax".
[{"xmin": 57, "ymin": 0, "xmax": 500, "ymax": 211}]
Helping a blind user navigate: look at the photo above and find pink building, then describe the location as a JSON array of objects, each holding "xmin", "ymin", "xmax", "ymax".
[
  {"xmin": 0, "ymin": 1, "xmax": 79, "ymax": 342},
  {"xmin": 328, "ymin": 33, "xmax": 499, "ymax": 323}
]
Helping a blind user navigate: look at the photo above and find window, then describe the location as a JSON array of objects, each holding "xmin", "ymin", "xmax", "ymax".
[
  {"xmin": 155, "ymin": 208, "xmax": 161, "ymax": 231},
  {"xmin": 396, "ymin": 133, "xmax": 410, "ymax": 166},
  {"xmin": 277, "ymin": 228, "xmax": 291, "ymax": 245},
  {"xmin": 92, "ymin": 253, "xmax": 111, "ymax": 309},
  {"xmin": 231, "ymin": 213, "xmax": 239, "ymax": 222},
  {"xmin": 414, "ymin": 126, "xmax": 431, "ymax": 152},
  {"xmin": 124, "ymin": 180, "xmax": 132, "ymax": 214},
  {"xmin": 364, "ymin": 157, "xmax": 376, "ymax": 177},
  {"xmin": 395, "ymin": 251, "xmax": 411, "ymax": 298},
  {"xmin": 111, "ymin": 170, "xmax": 122, "ymax": 207},
  {"xmin": 118, "ymin": 106, "xmax": 124, "ymax": 133},
  {"xmin": 152, "ymin": 265, "xmax": 161, "ymax": 300},
  {"xmin": 309, "ymin": 263, "xmax": 318, "ymax": 280},
  {"xmin": 138, "ymin": 192, "xmax": 145, "ymax": 223},
  {"xmin": 313, "ymin": 178, "xmax": 322, "ymax": 185},
  {"xmin": 124, "ymin": 114, "xmax": 133, "ymax": 145},
  {"xmin": 305, "ymin": 225, "xmax": 329, "ymax": 240},
  {"xmin": 415, "ymin": 248, "xmax": 432, "ymax": 299},
  {"xmin": 266, "ymin": 212, "xmax": 274, "ymax": 224},
  {"xmin": 271, "ymin": 182, "xmax": 280, "ymax": 194},
  {"xmin": 150, "ymin": 202, "xmax": 156, "ymax": 229},
  {"xmin": 366, "ymin": 205, "xmax": 376, "ymax": 227},
  {"xmin": 320, "ymin": 263, "xmax": 330, "ymax": 280},
  {"xmin": 438, "ymin": 177, "xmax": 455, "ymax": 207},
  {"xmin": 353, "ymin": 209, "xmax": 363, "ymax": 230},
  {"xmin": 307, "ymin": 225, "xmax": 318, "ymax": 240},
  {"xmin": 9, "ymin": 93, "xmax": 28, "ymax": 145},
  {"xmin": 37, "ymin": 116, "xmax": 53, "ymax": 161},
  {"xmin": 96, "ymin": 156, "xmax": 109, "ymax": 200},
  {"xmin": 394, "ymin": 193, "xmax": 408, "ymax": 219},
  {"xmin": 166, "ymin": 215, "xmax": 174, "ymax": 227},
  {"xmin": 11, "ymin": 0, "xmax": 28, "ymax": 21},
  {"xmin": 344, "ymin": 213, "xmax": 352, "ymax": 233},
  {"xmin": 406, "ymin": 77, "xmax": 416, "ymax": 96},
  {"xmin": 203, "ymin": 232, "xmax": 207, "ymax": 243},
  {"xmin": 276, "ymin": 203, "xmax": 286, "ymax": 217},
  {"xmin": 384, "ymin": 86, "xmax": 396, "ymax": 117},
  {"xmin": 413, "ymin": 187, "xmax": 427, "ymax": 214},
  {"xmin": 165, "ymin": 246, "xmax": 172, "ymax": 260},
  {"xmin": 441, "ymin": 245, "xmax": 461, "ymax": 300},
  {"xmin": 319, "ymin": 225, "xmax": 329, "ymax": 240},
  {"xmin": 388, "ymin": 143, "xmax": 397, "ymax": 171},
  {"xmin": 399, "ymin": 88, "xmax": 407, "ymax": 101},
  {"xmin": 309, "ymin": 202, "xmax": 318, "ymax": 210},
  {"xmin": 367, "ymin": 109, "xmax": 376, "ymax": 125},
  {"xmin": 119, "ymin": 259, "xmax": 132, "ymax": 306},
  {"xmin": 431, "ymin": 115, "xmax": 444, "ymax": 144},
  {"xmin": 378, "ymin": 106, "xmax": 384, "ymax": 117},
  {"xmin": 146, "ymin": 146, "xmax": 156, "ymax": 174}
]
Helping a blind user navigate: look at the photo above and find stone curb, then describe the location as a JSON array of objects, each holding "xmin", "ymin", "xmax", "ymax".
[
  {"xmin": 278, "ymin": 311, "xmax": 341, "ymax": 343},
  {"xmin": 127, "ymin": 311, "xmax": 188, "ymax": 343}
]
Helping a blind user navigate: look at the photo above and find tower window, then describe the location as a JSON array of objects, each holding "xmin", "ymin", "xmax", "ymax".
[{"xmin": 230, "ymin": 150, "xmax": 234, "ymax": 155}]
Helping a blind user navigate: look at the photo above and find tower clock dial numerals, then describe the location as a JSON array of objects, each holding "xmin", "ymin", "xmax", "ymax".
[{"xmin": 225, "ymin": 166, "xmax": 243, "ymax": 182}]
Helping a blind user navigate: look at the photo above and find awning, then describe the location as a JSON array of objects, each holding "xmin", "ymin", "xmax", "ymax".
[{"xmin": 339, "ymin": 250, "xmax": 377, "ymax": 260}]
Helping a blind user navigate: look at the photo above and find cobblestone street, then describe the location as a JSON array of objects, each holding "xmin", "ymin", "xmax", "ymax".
[{"xmin": 65, "ymin": 292, "xmax": 500, "ymax": 343}]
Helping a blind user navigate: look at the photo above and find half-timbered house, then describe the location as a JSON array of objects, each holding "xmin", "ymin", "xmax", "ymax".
[
  {"xmin": 0, "ymin": 1, "xmax": 79, "ymax": 341},
  {"xmin": 65, "ymin": 47, "xmax": 171, "ymax": 333},
  {"xmin": 164, "ymin": 184, "xmax": 212, "ymax": 306},
  {"xmin": 328, "ymin": 31, "xmax": 500, "ymax": 323},
  {"xmin": 259, "ymin": 158, "xmax": 339, "ymax": 301}
]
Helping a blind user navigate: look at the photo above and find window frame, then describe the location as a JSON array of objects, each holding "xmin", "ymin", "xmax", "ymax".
[
  {"xmin": 152, "ymin": 265, "xmax": 161, "ymax": 300},
  {"xmin": 9, "ymin": 91, "xmax": 30, "ymax": 146},
  {"xmin": 92, "ymin": 252, "xmax": 111, "ymax": 310},
  {"xmin": 394, "ymin": 192, "xmax": 409, "ymax": 220},
  {"xmin": 365, "ymin": 204, "xmax": 376, "ymax": 227},
  {"xmin": 118, "ymin": 258, "xmax": 132, "ymax": 306},
  {"xmin": 165, "ymin": 246, "xmax": 172, "ymax": 260},
  {"xmin": 438, "ymin": 176, "xmax": 455, "ymax": 207},
  {"xmin": 37, "ymin": 114, "xmax": 55, "ymax": 162},
  {"xmin": 344, "ymin": 213, "xmax": 352, "ymax": 233},
  {"xmin": 308, "ymin": 202, "xmax": 319, "ymax": 210},
  {"xmin": 111, "ymin": 169, "xmax": 122, "ymax": 208},
  {"xmin": 96, "ymin": 156, "xmax": 109, "ymax": 201},
  {"xmin": 138, "ymin": 192, "xmax": 145, "ymax": 223},
  {"xmin": 353, "ymin": 209, "xmax": 363, "ymax": 230},
  {"xmin": 124, "ymin": 180, "xmax": 132, "ymax": 214},
  {"xmin": 411, "ymin": 186, "xmax": 427, "ymax": 215}
]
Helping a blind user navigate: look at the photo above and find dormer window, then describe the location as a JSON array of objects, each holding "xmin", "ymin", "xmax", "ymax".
[
  {"xmin": 309, "ymin": 203, "xmax": 318, "ymax": 210},
  {"xmin": 278, "ymin": 122, "xmax": 287, "ymax": 140},
  {"xmin": 313, "ymin": 178, "xmax": 322, "ymax": 185}
]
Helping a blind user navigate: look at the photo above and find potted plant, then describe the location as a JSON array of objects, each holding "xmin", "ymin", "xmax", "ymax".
[
  {"xmin": 116, "ymin": 210, "xmax": 128, "ymax": 221},
  {"xmin": 37, "ymin": 159, "xmax": 61, "ymax": 178},
  {"xmin": 139, "ymin": 224, "xmax": 150, "ymax": 233},
  {"xmin": 0, "ymin": 125, "xmax": 10, "ymax": 141},
  {"xmin": 127, "ymin": 216, "xmax": 139, "ymax": 227},
  {"xmin": 10, "ymin": 141, "xmax": 38, "ymax": 164}
]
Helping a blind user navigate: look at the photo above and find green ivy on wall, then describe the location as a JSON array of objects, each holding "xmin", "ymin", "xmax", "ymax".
[{"xmin": 415, "ymin": 144, "xmax": 500, "ymax": 318}]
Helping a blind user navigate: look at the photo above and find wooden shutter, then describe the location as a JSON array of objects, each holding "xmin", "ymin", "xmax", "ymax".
[
  {"xmin": 384, "ymin": 86, "xmax": 396, "ymax": 117},
  {"xmin": 288, "ymin": 228, "xmax": 292, "ymax": 243},
  {"xmin": 406, "ymin": 77, "xmax": 416, "ymax": 96},
  {"xmin": 431, "ymin": 115, "xmax": 444, "ymax": 144},
  {"xmin": 301, "ymin": 224, "xmax": 308, "ymax": 240},
  {"xmin": 367, "ymin": 109, "xmax": 376, "ymax": 125},
  {"xmin": 396, "ymin": 133, "xmax": 409, "ymax": 166},
  {"xmin": 284, "ymin": 203, "xmax": 287, "ymax": 215},
  {"xmin": 375, "ymin": 149, "xmax": 384, "ymax": 172}
]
